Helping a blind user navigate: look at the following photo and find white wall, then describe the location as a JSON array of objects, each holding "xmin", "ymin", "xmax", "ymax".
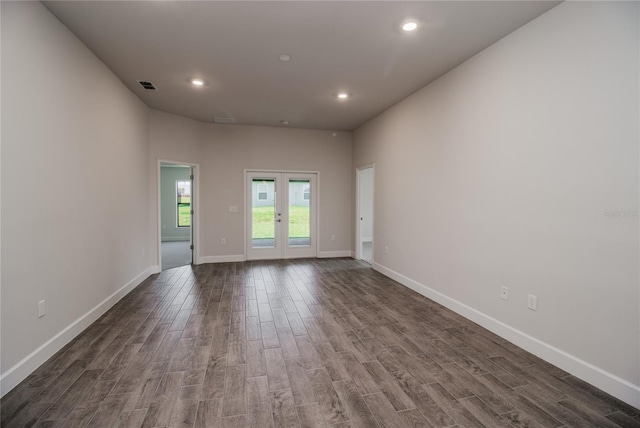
[
  {"xmin": 149, "ymin": 110, "xmax": 353, "ymax": 262},
  {"xmin": 353, "ymin": 1, "xmax": 639, "ymax": 406},
  {"xmin": 1, "ymin": 2, "xmax": 151, "ymax": 393},
  {"xmin": 160, "ymin": 166, "xmax": 191, "ymax": 241}
]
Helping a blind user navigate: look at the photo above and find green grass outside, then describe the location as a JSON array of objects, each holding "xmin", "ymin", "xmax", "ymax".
[
  {"xmin": 178, "ymin": 203, "xmax": 191, "ymax": 227},
  {"xmin": 252, "ymin": 205, "xmax": 310, "ymax": 239}
]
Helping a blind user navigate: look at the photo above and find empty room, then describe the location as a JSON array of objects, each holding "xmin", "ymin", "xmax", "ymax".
[{"xmin": 1, "ymin": 1, "xmax": 638, "ymax": 427}]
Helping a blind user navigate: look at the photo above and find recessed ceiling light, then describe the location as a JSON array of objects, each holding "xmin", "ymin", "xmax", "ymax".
[
  {"xmin": 191, "ymin": 79, "xmax": 204, "ymax": 86},
  {"xmin": 279, "ymin": 54, "xmax": 291, "ymax": 62},
  {"xmin": 402, "ymin": 21, "xmax": 418, "ymax": 32},
  {"xmin": 281, "ymin": 120, "xmax": 289, "ymax": 125},
  {"xmin": 337, "ymin": 92, "xmax": 349, "ymax": 99}
]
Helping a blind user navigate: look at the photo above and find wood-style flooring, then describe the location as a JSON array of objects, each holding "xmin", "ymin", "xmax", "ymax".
[{"xmin": 2, "ymin": 258, "xmax": 639, "ymax": 427}]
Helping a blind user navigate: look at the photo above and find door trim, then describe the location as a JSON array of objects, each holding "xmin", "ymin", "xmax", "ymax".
[
  {"xmin": 157, "ymin": 159, "xmax": 199, "ymax": 271},
  {"xmin": 356, "ymin": 164, "xmax": 374, "ymax": 262},
  {"xmin": 244, "ymin": 169, "xmax": 320, "ymax": 260}
]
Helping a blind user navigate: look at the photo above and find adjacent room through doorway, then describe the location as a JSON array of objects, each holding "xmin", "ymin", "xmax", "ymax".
[
  {"xmin": 358, "ymin": 166, "xmax": 374, "ymax": 264},
  {"xmin": 160, "ymin": 163, "xmax": 193, "ymax": 269}
]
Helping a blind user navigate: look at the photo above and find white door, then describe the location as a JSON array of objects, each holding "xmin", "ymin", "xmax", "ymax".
[
  {"xmin": 358, "ymin": 166, "xmax": 374, "ymax": 263},
  {"xmin": 246, "ymin": 171, "xmax": 317, "ymax": 260}
]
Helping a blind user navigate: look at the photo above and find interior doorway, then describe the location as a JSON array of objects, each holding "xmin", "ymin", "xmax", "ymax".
[
  {"xmin": 246, "ymin": 171, "xmax": 317, "ymax": 260},
  {"xmin": 357, "ymin": 166, "xmax": 374, "ymax": 264},
  {"xmin": 159, "ymin": 162, "xmax": 195, "ymax": 270}
]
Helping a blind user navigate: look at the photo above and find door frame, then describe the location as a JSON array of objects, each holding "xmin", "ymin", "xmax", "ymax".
[
  {"xmin": 244, "ymin": 169, "xmax": 320, "ymax": 260},
  {"xmin": 355, "ymin": 164, "xmax": 374, "ymax": 262},
  {"xmin": 157, "ymin": 159, "xmax": 200, "ymax": 270}
]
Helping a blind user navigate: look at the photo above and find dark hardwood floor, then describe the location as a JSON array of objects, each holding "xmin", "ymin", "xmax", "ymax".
[{"xmin": 1, "ymin": 258, "xmax": 638, "ymax": 427}]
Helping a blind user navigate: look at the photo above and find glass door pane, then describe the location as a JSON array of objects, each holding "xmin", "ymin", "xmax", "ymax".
[
  {"xmin": 247, "ymin": 171, "xmax": 315, "ymax": 260},
  {"xmin": 288, "ymin": 179, "xmax": 311, "ymax": 247},
  {"xmin": 252, "ymin": 178, "xmax": 276, "ymax": 248}
]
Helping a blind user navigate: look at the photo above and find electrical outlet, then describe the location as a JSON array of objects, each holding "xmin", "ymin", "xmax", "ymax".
[
  {"xmin": 141, "ymin": 248, "xmax": 145, "ymax": 257},
  {"xmin": 384, "ymin": 246, "xmax": 389, "ymax": 254},
  {"xmin": 221, "ymin": 238, "xmax": 226, "ymax": 245},
  {"xmin": 500, "ymin": 286, "xmax": 509, "ymax": 301},
  {"xmin": 38, "ymin": 300, "xmax": 46, "ymax": 318},
  {"xmin": 528, "ymin": 294, "xmax": 537, "ymax": 311},
  {"xmin": 229, "ymin": 205, "xmax": 238, "ymax": 213},
  {"xmin": 331, "ymin": 235, "xmax": 336, "ymax": 241}
]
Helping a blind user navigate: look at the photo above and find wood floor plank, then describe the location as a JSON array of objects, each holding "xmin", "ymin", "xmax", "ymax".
[
  {"xmin": 513, "ymin": 384, "xmax": 594, "ymax": 428},
  {"xmin": 262, "ymin": 321, "xmax": 282, "ymax": 349},
  {"xmin": 247, "ymin": 316, "xmax": 262, "ymax": 341},
  {"xmin": 398, "ymin": 408, "xmax": 436, "ymax": 428},
  {"xmin": 335, "ymin": 351, "xmax": 380, "ymax": 395},
  {"xmin": 308, "ymin": 367, "xmax": 348, "ymax": 424},
  {"xmin": 440, "ymin": 363, "xmax": 515, "ymax": 415},
  {"xmin": 333, "ymin": 379, "xmax": 379, "ymax": 427},
  {"xmin": 222, "ymin": 365, "xmax": 247, "ymax": 417},
  {"xmin": 168, "ymin": 385, "xmax": 201, "ymax": 428},
  {"xmin": 362, "ymin": 360, "xmax": 416, "ymax": 411},
  {"xmin": 270, "ymin": 389, "xmax": 299, "ymax": 428},
  {"xmin": 202, "ymin": 354, "xmax": 227, "ymax": 401},
  {"xmin": 607, "ymin": 411, "xmax": 640, "ymax": 428},
  {"xmin": 390, "ymin": 370, "xmax": 455, "ymax": 428},
  {"xmin": 265, "ymin": 348, "xmax": 292, "ymax": 391},
  {"xmin": 364, "ymin": 392, "xmax": 408, "ymax": 428},
  {"xmin": 140, "ymin": 371, "xmax": 184, "ymax": 427},
  {"xmin": 386, "ymin": 346, "xmax": 437, "ymax": 385},
  {"xmin": 222, "ymin": 415, "xmax": 247, "ymax": 428},
  {"xmin": 3, "ymin": 402, "xmax": 53, "ymax": 428},
  {"xmin": 286, "ymin": 312, "xmax": 308, "ymax": 336},
  {"xmin": 247, "ymin": 376, "xmax": 273, "ymax": 428},
  {"xmin": 39, "ymin": 369, "xmax": 102, "ymax": 421},
  {"xmin": 459, "ymin": 396, "xmax": 515, "ymax": 428},
  {"xmin": 294, "ymin": 335, "xmax": 323, "ymax": 370},
  {"xmin": 4, "ymin": 260, "xmax": 636, "ymax": 428},
  {"xmin": 295, "ymin": 403, "xmax": 324, "ymax": 428},
  {"xmin": 247, "ymin": 340, "xmax": 268, "ymax": 378},
  {"xmin": 116, "ymin": 409, "xmax": 147, "ymax": 428},
  {"xmin": 284, "ymin": 358, "xmax": 317, "ymax": 406},
  {"xmin": 422, "ymin": 382, "xmax": 484, "ymax": 428},
  {"xmin": 194, "ymin": 398, "xmax": 223, "ymax": 428},
  {"xmin": 1, "ymin": 387, "xmax": 45, "ymax": 426},
  {"xmin": 228, "ymin": 332, "xmax": 247, "ymax": 365},
  {"xmin": 277, "ymin": 327, "xmax": 301, "ymax": 360},
  {"xmin": 87, "ymin": 394, "xmax": 130, "ymax": 427},
  {"xmin": 557, "ymin": 399, "xmax": 622, "ymax": 428}
]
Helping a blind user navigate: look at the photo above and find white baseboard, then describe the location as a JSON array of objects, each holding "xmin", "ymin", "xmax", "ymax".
[
  {"xmin": 148, "ymin": 265, "xmax": 161, "ymax": 274},
  {"xmin": 198, "ymin": 255, "xmax": 246, "ymax": 264},
  {"xmin": 317, "ymin": 250, "xmax": 352, "ymax": 258},
  {"xmin": 351, "ymin": 251, "xmax": 356, "ymax": 259},
  {"xmin": 0, "ymin": 266, "xmax": 156, "ymax": 397},
  {"xmin": 372, "ymin": 262, "xmax": 640, "ymax": 409}
]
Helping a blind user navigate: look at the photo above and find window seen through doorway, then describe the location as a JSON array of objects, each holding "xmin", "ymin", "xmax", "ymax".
[{"xmin": 177, "ymin": 180, "xmax": 191, "ymax": 227}]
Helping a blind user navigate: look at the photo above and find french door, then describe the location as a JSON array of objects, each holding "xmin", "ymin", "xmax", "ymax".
[{"xmin": 246, "ymin": 171, "xmax": 317, "ymax": 260}]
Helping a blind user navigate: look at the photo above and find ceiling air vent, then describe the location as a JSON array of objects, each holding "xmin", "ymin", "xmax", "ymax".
[
  {"xmin": 213, "ymin": 116, "xmax": 236, "ymax": 124},
  {"xmin": 137, "ymin": 80, "xmax": 157, "ymax": 90}
]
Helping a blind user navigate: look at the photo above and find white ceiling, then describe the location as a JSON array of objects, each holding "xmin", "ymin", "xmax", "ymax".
[{"xmin": 43, "ymin": 1, "xmax": 560, "ymax": 131}]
